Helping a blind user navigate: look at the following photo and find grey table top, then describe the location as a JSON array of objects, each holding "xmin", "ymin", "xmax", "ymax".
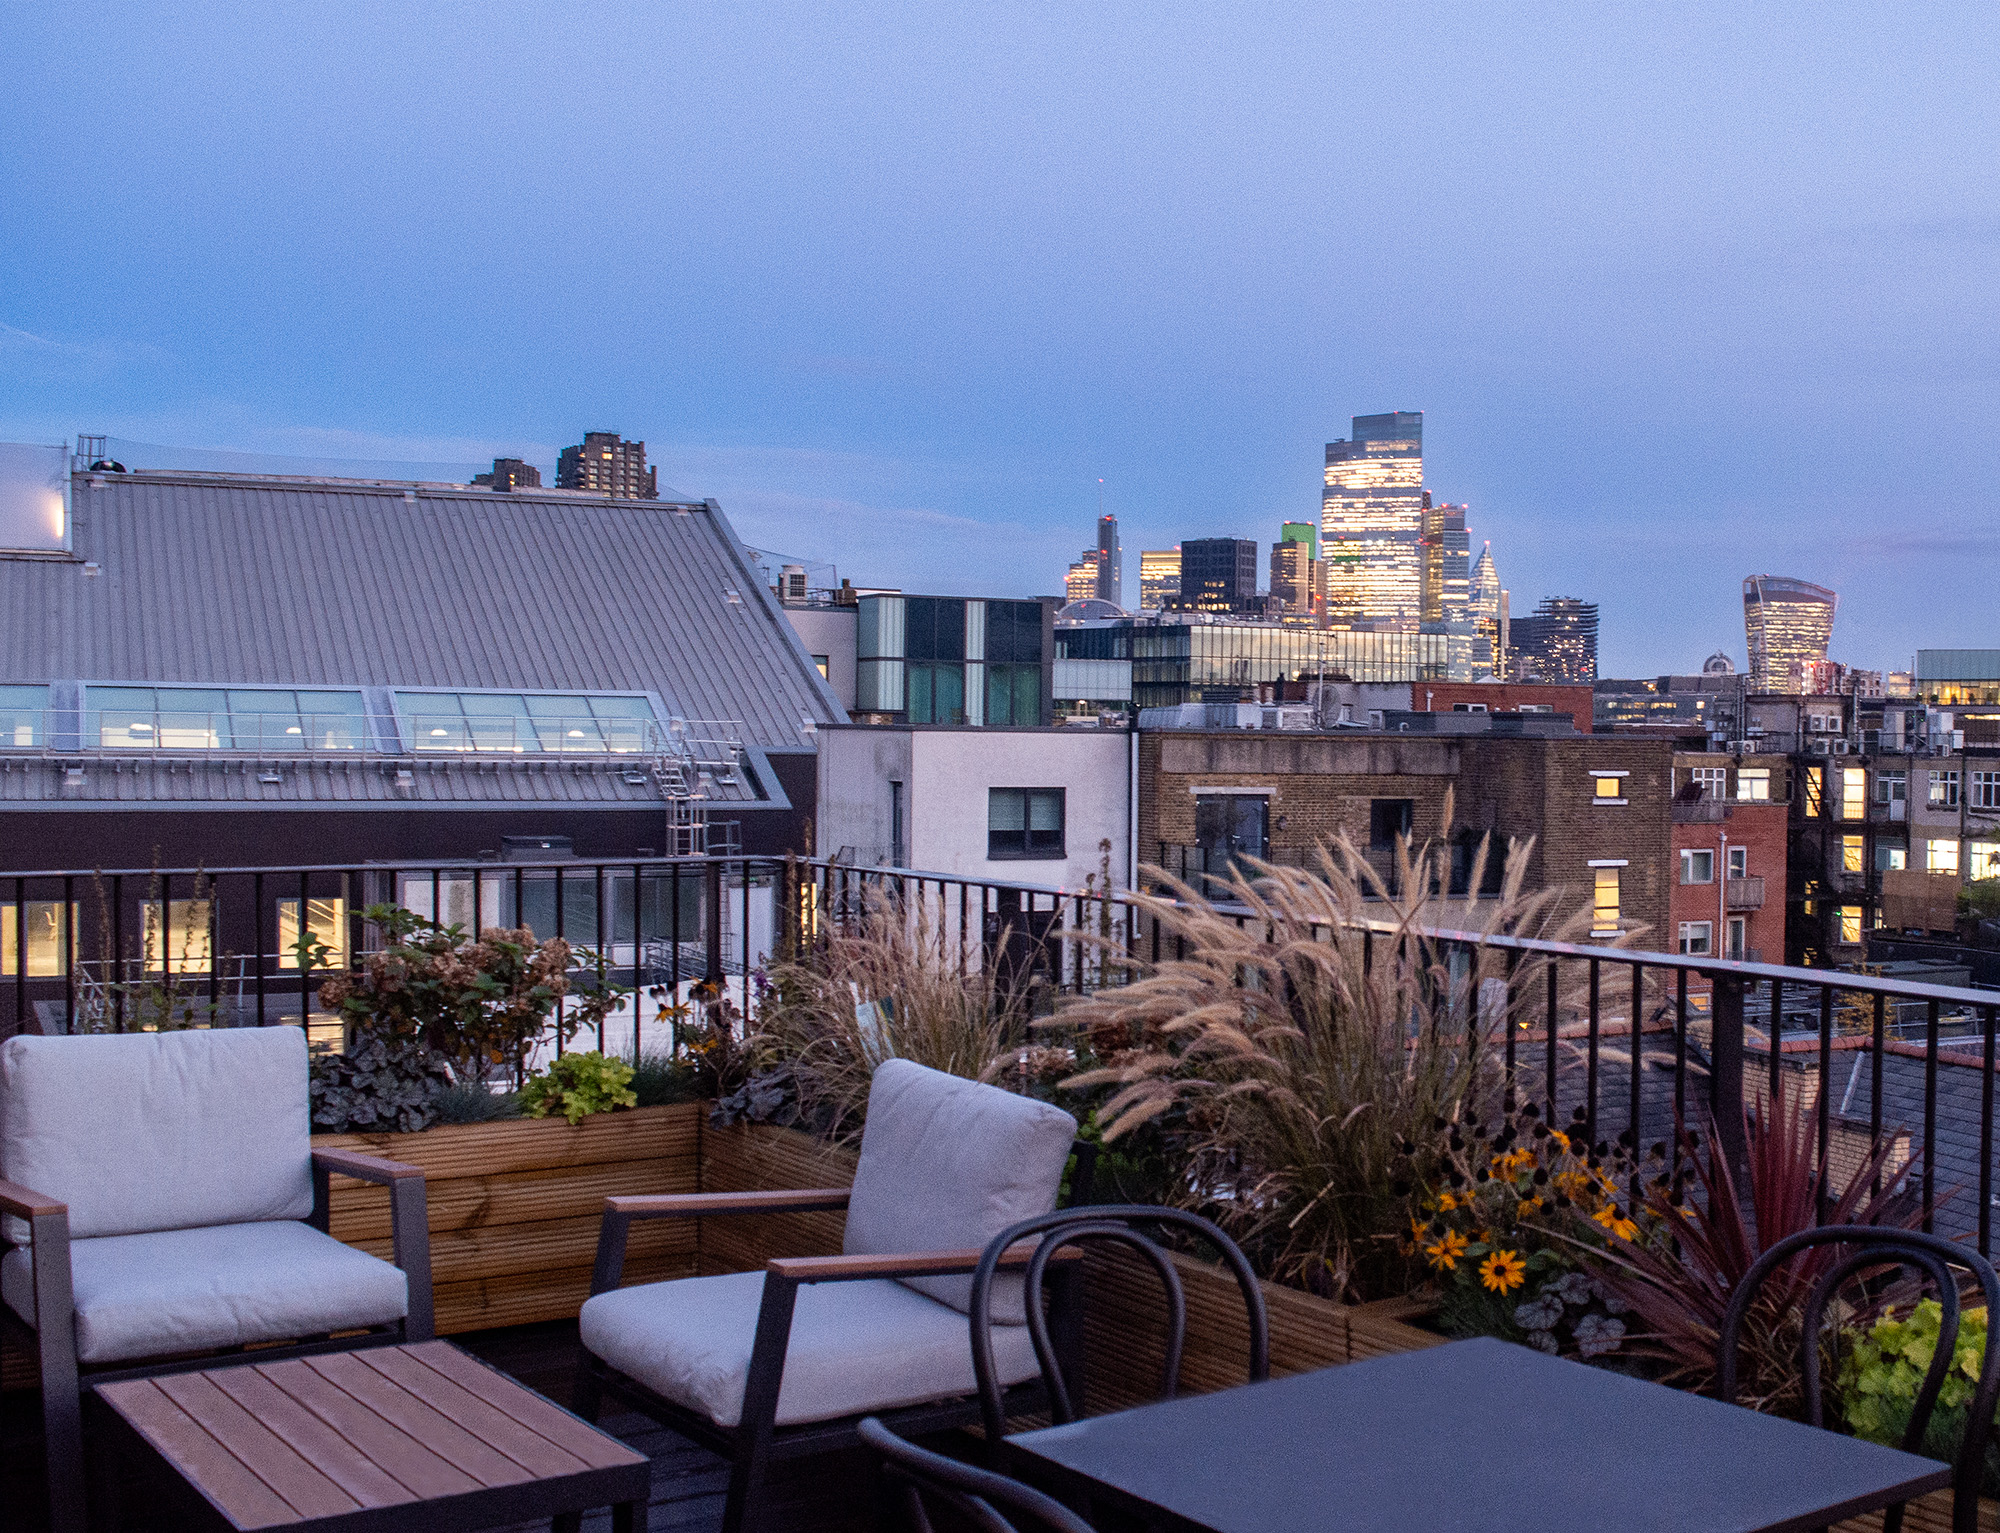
[{"xmin": 1003, "ymin": 1337, "xmax": 1951, "ymax": 1533}]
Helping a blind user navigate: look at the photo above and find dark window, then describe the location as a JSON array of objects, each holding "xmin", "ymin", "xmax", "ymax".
[
  {"xmin": 905, "ymin": 597, "xmax": 965, "ymax": 662},
  {"xmin": 1369, "ymin": 799, "xmax": 1414, "ymax": 849},
  {"xmin": 986, "ymin": 664, "xmax": 1042, "ymax": 726},
  {"xmin": 989, "ymin": 788, "xmax": 1065, "ymax": 860},
  {"xmin": 1195, "ymin": 795, "xmax": 1269, "ymax": 869},
  {"xmin": 906, "ymin": 662, "xmax": 966, "ymax": 724},
  {"xmin": 986, "ymin": 601, "xmax": 1045, "ymax": 664},
  {"xmin": 890, "ymin": 781, "xmax": 906, "ymax": 867}
]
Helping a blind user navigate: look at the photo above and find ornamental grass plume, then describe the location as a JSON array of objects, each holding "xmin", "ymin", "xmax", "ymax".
[
  {"xmin": 1056, "ymin": 811, "xmax": 1587, "ymax": 1302},
  {"xmin": 757, "ymin": 883, "xmax": 1035, "ymax": 1143}
]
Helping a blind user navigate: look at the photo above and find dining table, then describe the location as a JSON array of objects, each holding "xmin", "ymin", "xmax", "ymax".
[{"xmin": 999, "ymin": 1336, "xmax": 1952, "ymax": 1533}]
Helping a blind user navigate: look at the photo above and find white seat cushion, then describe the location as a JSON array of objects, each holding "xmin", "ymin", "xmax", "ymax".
[
  {"xmin": 579, "ymin": 1270, "xmax": 1041, "ymax": 1428},
  {"xmin": 1, "ymin": 1221, "xmax": 408, "ymax": 1365},
  {"xmin": 0, "ymin": 1028, "xmax": 313, "ymax": 1240},
  {"xmin": 844, "ymin": 1060, "xmax": 1076, "ymax": 1320}
]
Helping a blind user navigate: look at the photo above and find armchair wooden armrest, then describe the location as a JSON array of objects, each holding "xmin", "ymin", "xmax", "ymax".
[
  {"xmin": 590, "ymin": 1188, "xmax": 853, "ymax": 1296},
  {"xmin": 0, "ymin": 1178, "xmax": 66, "ymax": 1222},
  {"xmin": 308, "ymin": 1148, "xmax": 433, "ymax": 1342},
  {"xmin": 767, "ymin": 1241, "xmax": 1080, "ymax": 1285}
]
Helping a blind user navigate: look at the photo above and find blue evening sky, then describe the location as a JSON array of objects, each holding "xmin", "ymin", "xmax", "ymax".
[{"xmin": 3, "ymin": 2, "xmax": 1995, "ymax": 675}]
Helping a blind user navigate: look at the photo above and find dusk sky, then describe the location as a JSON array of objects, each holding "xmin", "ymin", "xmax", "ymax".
[{"xmin": 4, "ymin": 3, "xmax": 1995, "ymax": 676}]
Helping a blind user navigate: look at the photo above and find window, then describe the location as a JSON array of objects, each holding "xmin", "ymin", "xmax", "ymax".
[
  {"xmin": 1841, "ymin": 834, "xmax": 1865, "ymax": 874},
  {"xmin": 890, "ymin": 781, "xmax": 906, "ymax": 868},
  {"xmin": 811, "ymin": 655, "xmax": 830, "ymax": 681},
  {"xmin": 0, "ymin": 684, "xmax": 48, "ymax": 749},
  {"xmin": 278, "ymin": 898, "xmax": 348, "ymax": 970},
  {"xmin": 1971, "ymin": 844, "xmax": 2000, "ymax": 881},
  {"xmin": 1803, "ymin": 765, "xmax": 1825, "ymax": 816},
  {"xmin": 1928, "ymin": 838, "xmax": 1960, "ymax": 874},
  {"xmin": 906, "ymin": 662, "xmax": 966, "ymax": 725},
  {"xmin": 1680, "ymin": 849, "xmax": 1714, "ymax": 885},
  {"xmin": 1727, "ymin": 846, "xmax": 1748, "ymax": 879},
  {"xmin": 1592, "ymin": 868, "xmax": 1621, "ymax": 933},
  {"xmin": 1687, "ymin": 766, "xmax": 1726, "ymax": 800},
  {"xmin": 142, "ymin": 899, "xmax": 212, "ymax": 975},
  {"xmin": 1678, "ymin": 921, "xmax": 1712, "ymax": 956},
  {"xmin": 1726, "ymin": 916, "xmax": 1749, "ymax": 960},
  {"xmin": 1840, "ymin": 767, "xmax": 1866, "ymax": 820},
  {"xmin": 1877, "ymin": 844, "xmax": 1907, "ymax": 872},
  {"xmin": 89, "ymin": 686, "xmax": 368, "ymax": 751},
  {"xmin": 989, "ymin": 788, "xmax": 1065, "ymax": 860},
  {"xmin": 985, "ymin": 664, "xmax": 1042, "ymax": 726},
  {"xmin": 0, "ymin": 902, "xmax": 74, "ymax": 976},
  {"xmin": 1975, "ymin": 771, "xmax": 2000, "ymax": 811},
  {"xmin": 1591, "ymin": 771, "xmax": 1628, "ymax": 804},
  {"xmin": 1198, "ymin": 795, "xmax": 1271, "ymax": 872},
  {"xmin": 1369, "ymin": 798, "xmax": 1414, "ymax": 849},
  {"xmin": 1838, "ymin": 906, "xmax": 1863, "ymax": 944},
  {"xmin": 1875, "ymin": 771, "xmax": 1907, "ymax": 804},
  {"xmin": 1736, "ymin": 768, "xmax": 1772, "ymax": 803},
  {"xmin": 396, "ymin": 691, "xmax": 654, "ymax": 753},
  {"xmin": 1931, "ymin": 770, "xmax": 1961, "ymax": 808}
]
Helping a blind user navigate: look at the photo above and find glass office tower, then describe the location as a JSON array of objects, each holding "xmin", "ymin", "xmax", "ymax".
[
  {"xmin": 1095, "ymin": 515, "xmax": 1122, "ymax": 607},
  {"xmin": 1322, "ymin": 411, "xmax": 1425, "ymax": 624},
  {"xmin": 1138, "ymin": 548, "xmax": 1180, "ymax": 610},
  {"xmin": 1743, "ymin": 575, "xmax": 1837, "ymax": 692}
]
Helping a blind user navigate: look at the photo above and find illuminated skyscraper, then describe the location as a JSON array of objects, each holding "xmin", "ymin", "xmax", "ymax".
[
  {"xmin": 1743, "ymin": 575, "xmax": 1837, "ymax": 692},
  {"xmin": 1322, "ymin": 410, "xmax": 1425, "ymax": 624},
  {"xmin": 1179, "ymin": 538, "xmax": 1259, "ymax": 612},
  {"xmin": 1064, "ymin": 552, "xmax": 1098, "ymax": 604},
  {"xmin": 1420, "ymin": 495, "xmax": 1469, "ymax": 623},
  {"xmin": 1269, "ymin": 539, "xmax": 1320, "ymax": 618},
  {"xmin": 1469, "ymin": 542, "xmax": 1506, "ymax": 678},
  {"xmin": 1139, "ymin": 548, "xmax": 1180, "ymax": 610},
  {"xmin": 1511, "ymin": 597, "xmax": 1598, "ymax": 684},
  {"xmin": 1280, "ymin": 521, "xmax": 1319, "ymax": 558},
  {"xmin": 1095, "ymin": 515, "xmax": 1122, "ymax": 606}
]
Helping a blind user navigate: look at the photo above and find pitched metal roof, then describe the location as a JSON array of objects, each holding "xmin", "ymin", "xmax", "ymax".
[{"xmin": 0, "ymin": 471, "xmax": 844, "ymax": 752}]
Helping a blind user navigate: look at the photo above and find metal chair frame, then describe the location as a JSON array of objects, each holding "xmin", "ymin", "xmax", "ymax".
[
  {"xmin": 968, "ymin": 1204, "xmax": 1270, "ymax": 1444},
  {"xmin": 859, "ymin": 1416, "xmax": 1098, "ymax": 1533},
  {"xmin": 1720, "ymin": 1227, "xmax": 2000, "ymax": 1533}
]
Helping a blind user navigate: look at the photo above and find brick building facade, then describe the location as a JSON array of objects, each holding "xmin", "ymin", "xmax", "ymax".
[
  {"xmin": 1407, "ymin": 681, "xmax": 1595, "ymax": 723},
  {"xmin": 1669, "ymin": 751, "xmax": 1789, "ymax": 963},
  {"xmin": 1137, "ymin": 726, "xmax": 1673, "ymax": 944}
]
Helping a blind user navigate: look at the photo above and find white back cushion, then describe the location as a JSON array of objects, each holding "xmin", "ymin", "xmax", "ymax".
[
  {"xmin": 0, "ymin": 1028, "xmax": 314, "ymax": 1238},
  {"xmin": 842, "ymin": 1059, "xmax": 1075, "ymax": 1320}
]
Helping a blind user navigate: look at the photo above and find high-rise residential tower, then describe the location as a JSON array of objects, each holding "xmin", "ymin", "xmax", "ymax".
[
  {"xmin": 1178, "ymin": 538, "xmax": 1259, "ymax": 612},
  {"xmin": 1743, "ymin": 575, "xmax": 1837, "ymax": 692},
  {"xmin": 556, "ymin": 432, "xmax": 658, "ymax": 499},
  {"xmin": 1510, "ymin": 597, "xmax": 1599, "ymax": 684},
  {"xmin": 470, "ymin": 457, "xmax": 542, "ymax": 492},
  {"xmin": 1322, "ymin": 410, "xmax": 1425, "ymax": 623},
  {"xmin": 1095, "ymin": 514, "xmax": 1122, "ymax": 607},
  {"xmin": 1139, "ymin": 548, "xmax": 1181, "ymax": 610}
]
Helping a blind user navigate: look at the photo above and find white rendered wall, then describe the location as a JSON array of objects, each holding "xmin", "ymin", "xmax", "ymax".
[{"xmin": 909, "ymin": 729, "xmax": 1129, "ymax": 889}]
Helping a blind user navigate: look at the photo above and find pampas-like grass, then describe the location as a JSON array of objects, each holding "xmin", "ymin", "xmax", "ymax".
[{"xmin": 1058, "ymin": 815, "xmax": 1592, "ymax": 1302}]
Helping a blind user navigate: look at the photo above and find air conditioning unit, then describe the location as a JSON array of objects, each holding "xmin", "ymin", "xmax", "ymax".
[
  {"xmin": 1809, "ymin": 740, "xmax": 1830, "ymax": 755},
  {"xmin": 1831, "ymin": 740, "xmax": 1850, "ymax": 754}
]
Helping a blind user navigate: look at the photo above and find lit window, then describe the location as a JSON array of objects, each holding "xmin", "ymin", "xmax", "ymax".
[
  {"xmin": 1736, "ymin": 769, "xmax": 1772, "ymax": 802},
  {"xmin": 278, "ymin": 898, "xmax": 348, "ymax": 969},
  {"xmin": 142, "ymin": 900, "xmax": 212, "ymax": 975},
  {"xmin": 1727, "ymin": 846, "xmax": 1748, "ymax": 878},
  {"xmin": 1971, "ymin": 843, "xmax": 2000, "ymax": 881},
  {"xmin": 1841, "ymin": 767, "xmax": 1867, "ymax": 820},
  {"xmin": 1678, "ymin": 921, "xmax": 1712, "ymax": 956},
  {"xmin": 1680, "ymin": 849, "xmax": 1713, "ymax": 885},
  {"xmin": 988, "ymin": 788, "xmax": 1065, "ymax": 860},
  {"xmin": 1803, "ymin": 765, "xmax": 1825, "ymax": 816},
  {"xmin": 1878, "ymin": 844, "xmax": 1907, "ymax": 872},
  {"xmin": 1841, "ymin": 835, "xmax": 1865, "ymax": 874},
  {"xmin": 1928, "ymin": 838, "xmax": 1960, "ymax": 874},
  {"xmin": 1591, "ymin": 771, "xmax": 1627, "ymax": 804},
  {"xmin": 0, "ymin": 901, "xmax": 75, "ymax": 976},
  {"xmin": 812, "ymin": 655, "xmax": 830, "ymax": 680},
  {"xmin": 1592, "ymin": 867, "xmax": 1621, "ymax": 932},
  {"xmin": 397, "ymin": 691, "xmax": 657, "ymax": 753},
  {"xmin": 1931, "ymin": 770, "xmax": 1961, "ymax": 808},
  {"xmin": 1838, "ymin": 906, "xmax": 1863, "ymax": 944},
  {"xmin": 86, "ymin": 686, "xmax": 367, "ymax": 751},
  {"xmin": 0, "ymin": 684, "xmax": 48, "ymax": 749}
]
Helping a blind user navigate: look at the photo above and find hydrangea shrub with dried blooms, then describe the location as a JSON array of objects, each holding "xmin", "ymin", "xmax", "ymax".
[{"xmin": 1057, "ymin": 816, "xmax": 1588, "ymax": 1302}]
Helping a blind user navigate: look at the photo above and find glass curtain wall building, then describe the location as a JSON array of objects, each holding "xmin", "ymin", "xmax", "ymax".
[
  {"xmin": 1138, "ymin": 548, "xmax": 1180, "ymax": 610},
  {"xmin": 1177, "ymin": 539, "xmax": 1259, "ymax": 612},
  {"xmin": 1743, "ymin": 575, "xmax": 1837, "ymax": 692},
  {"xmin": 855, "ymin": 594, "xmax": 1051, "ymax": 725},
  {"xmin": 1322, "ymin": 411, "xmax": 1425, "ymax": 624},
  {"xmin": 1129, "ymin": 622, "xmax": 1459, "ymax": 706},
  {"xmin": 1095, "ymin": 515, "xmax": 1122, "ymax": 607},
  {"xmin": 1511, "ymin": 598, "xmax": 1600, "ymax": 684}
]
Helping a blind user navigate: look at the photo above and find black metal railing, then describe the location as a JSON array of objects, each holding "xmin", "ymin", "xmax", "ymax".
[{"xmin": 7, "ymin": 854, "xmax": 2000, "ymax": 1255}]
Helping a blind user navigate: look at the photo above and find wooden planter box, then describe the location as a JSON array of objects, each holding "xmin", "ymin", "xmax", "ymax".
[{"xmin": 315, "ymin": 1101, "xmax": 702, "ymax": 1335}]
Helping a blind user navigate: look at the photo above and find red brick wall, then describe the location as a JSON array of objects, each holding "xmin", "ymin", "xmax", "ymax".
[
  {"xmin": 1410, "ymin": 682, "xmax": 1594, "ymax": 723},
  {"xmin": 1669, "ymin": 802, "xmax": 1787, "ymax": 962}
]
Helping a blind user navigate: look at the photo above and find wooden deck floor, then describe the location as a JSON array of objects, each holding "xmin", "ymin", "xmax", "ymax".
[{"xmin": 0, "ymin": 1322, "xmax": 884, "ymax": 1533}]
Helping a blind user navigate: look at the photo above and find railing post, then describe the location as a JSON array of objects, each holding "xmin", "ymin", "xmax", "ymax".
[
  {"xmin": 1710, "ymin": 974, "xmax": 1749, "ymax": 1184},
  {"xmin": 705, "ymin": 859, "xmax": 724, "ymax": 996}
]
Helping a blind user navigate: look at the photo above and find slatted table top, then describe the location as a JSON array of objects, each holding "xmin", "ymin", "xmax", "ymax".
[{"xmin": 96, "ymin": 1341, "xmax": 651, "ymax": 1532}]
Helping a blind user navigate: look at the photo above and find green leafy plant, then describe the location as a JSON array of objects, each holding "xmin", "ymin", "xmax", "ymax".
[
  {"xmin": 1840, "ymin": 1301, "xmax": 2000, "ymax": 1493},
  {"xmin": 1960, "ymin": 879, "xmax": 2000, "ymax": 923},
  {"xmin": 519, "ymin": 1051, "xmax": 638, "ymax": 1126}
]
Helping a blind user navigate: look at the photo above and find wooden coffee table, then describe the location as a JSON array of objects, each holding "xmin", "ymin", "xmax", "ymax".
[{"xmin": 91, "ymin": 1341, "xmax": 650, "ymax": 1532}]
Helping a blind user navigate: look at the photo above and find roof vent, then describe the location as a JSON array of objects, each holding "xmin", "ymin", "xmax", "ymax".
[
  {"xmin": 257, "ymin": 770, "xmax": 283, "ymax": 785},
  {"xmin": 60, "ymin": 765, "xmax": 85, "ymax": 789}
]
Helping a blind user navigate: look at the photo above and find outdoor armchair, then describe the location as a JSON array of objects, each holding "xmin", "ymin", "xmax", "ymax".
[
  {"xmin": 577, "ymin": 1058, "xmax": 1081, "ymax": 1533},
  {"xmin": 0, "ymin": 1026, "xmax": 433, "ymax": 1533}
]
